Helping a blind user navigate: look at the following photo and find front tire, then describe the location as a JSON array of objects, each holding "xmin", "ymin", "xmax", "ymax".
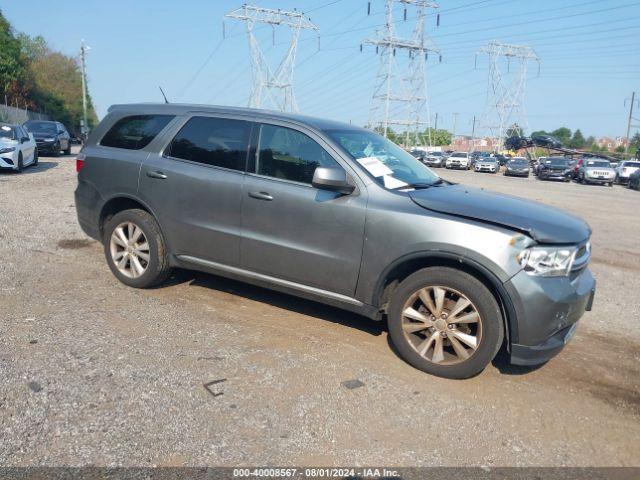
[
  {"xmin": 51, "ymin": 143, "xmax": 60, "ymax": 157},
  {"xmin": 387, "ymin": 267, "xmax": 504, "ymax": 379},
  {"xmin": 63, "ymin": 141, "xmax": 71, "ymax": 155},
  {"xmin": 16, "ymin": 153, "xmax": 23, "ymax": 173},
  {"xmin": 103, "ymin": 209, "xmax": 171, "ymax": 289},
  {"xmin": 32, "ymin": 148, "xmax": 38, "ymax": 166}
]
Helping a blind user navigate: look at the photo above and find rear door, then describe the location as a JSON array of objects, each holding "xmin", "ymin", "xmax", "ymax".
[
  {"xmin": 240, "ymin": 121, "xmax": 367, "ymax": 296},
  {"xmin": 138, "ymin": 114, "xmax": 252, "ymax": 265}
]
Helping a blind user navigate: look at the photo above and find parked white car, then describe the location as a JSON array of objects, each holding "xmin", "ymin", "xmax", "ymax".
[
  {"xmin": 445, "ymin": 151, "xmax": 470, "ymax": 170},
  {"xmin": 0, "ymin": 123, "xmax": 38, "ymax": 172},
  {"xmin": 615, "ymin": 160, "xmax": 640, "ymax": 185}
]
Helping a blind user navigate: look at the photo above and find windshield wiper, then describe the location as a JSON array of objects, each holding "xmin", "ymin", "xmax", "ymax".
[{"xmin": 392, "ymin": 178, "xmax": 445, "ymax": 190}]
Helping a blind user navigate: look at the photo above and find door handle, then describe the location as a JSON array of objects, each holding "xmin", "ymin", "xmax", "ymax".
[
  {"xmin": 146, "ymin": 170, "xmax": 167, "ymax": 180},
  {"xmin": 248, "ymin": 191, "xmax": 273, "ymax": 201}
]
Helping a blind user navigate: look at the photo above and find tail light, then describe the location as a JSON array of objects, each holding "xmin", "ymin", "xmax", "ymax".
[{"xmin": 76, "ymin": 153, "xmax": 86, "ymax": 172}]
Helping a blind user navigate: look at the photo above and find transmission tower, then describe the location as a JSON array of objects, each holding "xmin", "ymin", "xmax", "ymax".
[
  {"xmin": 477, "ymin": 41, "xmax": 539, "ymax": 152},
  {"xmin": 364, "ymin": 0, "xmax": 441, "ymax": 146},
  {"xmin": 225, "ymin": 5, "xmax": 319, "ymax": 112}
]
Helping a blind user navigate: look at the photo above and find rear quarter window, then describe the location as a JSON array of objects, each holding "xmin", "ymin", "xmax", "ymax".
[{"xmin": 100, "ymin": 115, "xmax": 174, "ymax": 150}]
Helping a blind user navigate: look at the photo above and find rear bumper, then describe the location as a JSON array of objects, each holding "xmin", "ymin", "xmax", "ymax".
[
  {"xmin": 74, "ymin": 181, "xmax": 102, "ymax": 241},
  {"xmin": 505, "ymin": 267, "xmax": 596, "ymax": 366}
]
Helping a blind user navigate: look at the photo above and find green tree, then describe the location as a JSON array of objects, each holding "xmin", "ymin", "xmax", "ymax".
[
  {"xmin": 585, "ymin": 135, "xmax": 596, "ymax": 147},
  {"xmin": 614, "ymin": 145, "xmax": 625, "ymax": 153},
  {"xmin": 0, "ymin": 10, "xmax": 33, "ymax": 106},
  {"xmin": 550, "ymin": 127, "xmax": 572, "ymax": 146},
  {"xmin": 422, "ymin": 128, "xmax": 452, "ymax": 146},
  {"xmin": 569, "ymin": 129, "xmax": 585, "ymax": 149},
  {"xmin": 1, "ymin": 10, "xmax": 98, "ymax": 132},
  {"xmin": 630, "ymin": 132, "xmax": 640, "ymax": 150}
]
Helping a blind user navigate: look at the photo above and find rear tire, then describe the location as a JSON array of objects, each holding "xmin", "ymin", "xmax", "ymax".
[
  {"xmin": 387, "ymin": 267, "xmax": 504, "ymax": 379},
  {"xmin": 103, "ymin": 209, "xmax": 171, "ymax": 289}
]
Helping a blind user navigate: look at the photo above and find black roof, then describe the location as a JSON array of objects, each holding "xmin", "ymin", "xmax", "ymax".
[{"xmin": 107, "ymin": 103, "xmax": 365, "ymax": 133}]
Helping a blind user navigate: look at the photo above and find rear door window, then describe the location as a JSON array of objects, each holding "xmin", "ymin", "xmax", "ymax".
[
  {"xmin": 100, "ymin": 115, "xmax": 174, "ymax": 150},
  {"xmin": 166, "ymin": 116, "xmax": 251, "ymax": 171}
]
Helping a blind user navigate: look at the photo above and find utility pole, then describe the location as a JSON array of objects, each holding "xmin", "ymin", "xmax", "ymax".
[
  {"xmin": 80, "ymin": 40, "xmax": 90, "ymax": 135},
  {"xmin": 470, "ymin": 114, "xmax": 476, "ymax": 151},
  {"xmin": 364, "ymin": 0, "xmax": 441, "ymax": 147},
  {"xmin": 624, "ymin": 91, "xmax": 638, "ymax": 155},
  {"xmin": 452, "ymin": 112, "xmax": 459, "ymax": 138},
  {"xmin": 225, "ymin": 5, "xmax": 319, "ymax": 112},
  {"xmin": 434, "ymin": 112, "xmax": 438, "ymax": 130},
  {"xmin": 477, "ymin": 41, "xmax": 539, "ymax": 152}
]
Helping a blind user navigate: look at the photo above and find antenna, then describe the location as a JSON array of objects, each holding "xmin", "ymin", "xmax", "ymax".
[{"xmin": 159, "ymin": 86, "xmax": 169, "ymax": 104}]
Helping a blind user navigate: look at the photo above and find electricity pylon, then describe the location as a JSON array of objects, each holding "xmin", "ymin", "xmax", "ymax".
[
  {"xmin": 477, "ymin": 41, "xmax": 539, "ymax": 152},
  {"xmin": 225, "ymin": 5, "xmax": 319, "ymax": 112},
  {"xmin": 364, "ymin": 0, "xmax": 440, "ymax": 146}
]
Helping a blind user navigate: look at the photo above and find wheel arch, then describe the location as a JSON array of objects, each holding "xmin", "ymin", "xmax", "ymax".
[
  {"xmin": 99, "ymin": 195, "xmax": 160, "ymax": 240},
  {"xmin": 373, "ymin": 251, "xmax": 518, "ymax": 349}
]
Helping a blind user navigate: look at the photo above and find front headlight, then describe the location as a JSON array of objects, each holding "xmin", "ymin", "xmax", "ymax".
[
  {"xmin": 0, "ymin": 147, "xmax": 16, "ymax": 154},
  {"xmin": 517, "ymin": 246, "xmax": 577, "ymax": 277}
]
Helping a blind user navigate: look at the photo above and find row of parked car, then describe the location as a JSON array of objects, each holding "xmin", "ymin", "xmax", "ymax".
[
  {"xmin": 409, "ymin": 149, "xmax": 640, "ymax": 191},
  {"xmin": 0, "ymin": 120, "xmax": 73, "ymax": 172}
]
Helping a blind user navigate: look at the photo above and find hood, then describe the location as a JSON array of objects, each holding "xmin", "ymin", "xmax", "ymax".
[
  {"xmin": 409, "ymin": 184, "xmax": 591, "ymax": 244},
  {"xmin": 0, "ymin": 138, "xmax": 17, "ymax": 147}
]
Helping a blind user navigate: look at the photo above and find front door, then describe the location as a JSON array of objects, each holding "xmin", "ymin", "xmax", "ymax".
[
  {"xmin": 240, "ymin": 122, "xmax": 366, "ymax": 296},
  {"xmin": 139, "ymin": 114, "xmax": 252, "ymax": 265}
]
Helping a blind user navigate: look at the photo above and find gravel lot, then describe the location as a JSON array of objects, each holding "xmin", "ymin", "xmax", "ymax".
[{"xmin": 1, "ymin": 150, "xmax": 639, "ymax": 467}]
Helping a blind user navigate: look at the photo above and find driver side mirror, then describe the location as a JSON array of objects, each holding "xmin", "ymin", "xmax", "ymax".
[
  {"xmin": 21, "ymin": 137, "xmax": 30, "ymax": 144},
  {"xmin": 312, "ymin": 166, "xmax": 355, "ymax": 195}
]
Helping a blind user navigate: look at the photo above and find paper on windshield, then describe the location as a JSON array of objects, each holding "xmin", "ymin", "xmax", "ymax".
[
  {"xmin": 357, "ymin": 157, "xmax": 409, "ymax": 188},
  {"xmin": 357, "ymin": 157, "xmax": 393, "ymax": 178},
  {"xmin": 383, "ymin": 175, "xmax": 409, "ymax": 189}
]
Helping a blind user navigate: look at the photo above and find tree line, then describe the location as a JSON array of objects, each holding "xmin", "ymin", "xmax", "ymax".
[{"xmin": 0, "ymin": 9, "xmax": 97, "ymax": 132}]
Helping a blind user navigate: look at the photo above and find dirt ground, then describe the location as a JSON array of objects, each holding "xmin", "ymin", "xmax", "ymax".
[{"xmin": 1, "ymin": 150, "xmax": 639, "ymax": 467}]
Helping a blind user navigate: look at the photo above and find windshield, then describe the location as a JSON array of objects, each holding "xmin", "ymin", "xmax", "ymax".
[
  {"xmin": 326, "ymin": 129, "xmax": 440, "ymax": 189},
  {"xmin": 430, "ymin": 151, "xmax": 442, "ymax": 156},
  {"xmin": 623, "ymin": 162, "xmax": 640, "ymax": 168},
  {"xmin": 545, "ymin": 158, "xmax": 569, "ymax": 167},
  {"xmin": 586, "ymin": 160, "xmax": 610, "ymax": 168},
  {"xmin": 451, "ymin": 152, "xmax": 467, "ymax": 158},
  {"xmin": 0, "ymin": 125, "xmax": 16, "ymax": 140},
  {"xmin": 24, "ymin": 121, "xmax": 57, "ymax": 134},
  {"xmin": 509, "ymin": 158, "xmax": 528, "ymax": 165},
  {"xmin": 481, "ymin": 158, "xmax": 497, "ymax": 163}
]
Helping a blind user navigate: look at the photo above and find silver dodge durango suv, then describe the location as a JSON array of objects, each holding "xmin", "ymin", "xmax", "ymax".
[{"xmin": 75, "ymin": 104, "xmax": 596, "ymax": 379}]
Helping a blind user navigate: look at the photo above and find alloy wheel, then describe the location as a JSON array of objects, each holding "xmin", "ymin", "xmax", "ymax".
[
  {"xmin": 109, "ymin": 222, "xmax": 150, "ymax": 278},
  {"xmin": 401, "ymin": 286, "xmax": 483, "ymax": 365}
]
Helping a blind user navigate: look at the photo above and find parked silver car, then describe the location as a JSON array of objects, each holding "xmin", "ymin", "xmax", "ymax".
[
  {"xmin": 423, "ymin": 151, "xmax": 445, "ymax": 168},
  {"xmin": 74, "ymin": 104, "xmax": 595, "ymax": 379},
  {"xmin": 576, "ymin": 158, "xmax": 616, "ymax": 186},
  {"xmin": 614, "ymin": 160, "xmax": 640, "ymax": 185},
  {"xmin": 474, "ymin": 157, "xmax": 499, "ymax": 174}
]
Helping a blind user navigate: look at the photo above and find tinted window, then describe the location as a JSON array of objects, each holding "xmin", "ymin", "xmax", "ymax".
[
  {"xmin": 257, "ymin": 124, "xmax": 339, "ymax": 184},
  {"xmin": 1, "ymin": 125, "xmax": 16, "ymax": 140},
  {"xmin": 451, "ymin": 152, "xmax": 467, "ymax": 158},
  {"xmin": 24, "ymin": 121, "xmax": 57, "ymax": 135},
  {"xmin": 101, "ymin": 115, "xmax": 174, "ymax": 150},
  {"xmin": 168, "ymin": 116, "xmax": 251, "ymax": 171}
]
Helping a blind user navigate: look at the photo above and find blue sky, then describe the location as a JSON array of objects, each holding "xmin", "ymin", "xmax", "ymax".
[{"xmin": 2, "ymin": 0, "xmax": 639, "ymax": 138}]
